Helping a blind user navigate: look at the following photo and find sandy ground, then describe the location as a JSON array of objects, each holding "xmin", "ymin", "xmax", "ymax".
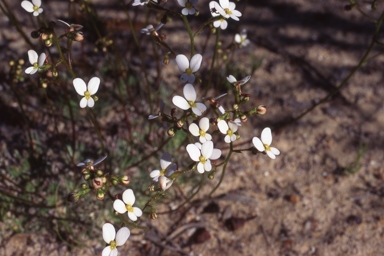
[{"xmin": 1, "ymin": 0, "xmax": 384, "ymax": 255}]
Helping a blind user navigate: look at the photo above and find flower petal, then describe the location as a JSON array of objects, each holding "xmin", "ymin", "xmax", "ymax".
[
  {"xmin": 176, "ymin": 54, "xmax": 189, "ymax": 72},
  {"xmin": 224, "ymin": 135, "xmax": 231, "ymax": 143},
  {"xmin": 21, "ymin": 1, "xmax": 34, "ymax": 12},
  {"xmin": 32, "ymin": 0, "xmax": 41, "ymax": 7},
  {"xmin": 73, "ymin": 78, "xmax": 87, "ymax": 96},
  {"xmin": 79, "ymin": 97, "xmax": 87, "ymax": 108},
  {"xmin": 187, "ymin": 74, "xmax": 195, "ymax": 83},
  {"xmin": 204, "ymin": 160, "xmax": 212, "ymax": 172},
  {"xmin": 192, "ymin": 107, "xmax": 203, "ymax": 116},
  {"xmin": 102, "ymin": 223, "xmax": 116, "ymax": 244},
  {"xmin": 189, "ymin": 8, "xmax": 196, "ymax": 15},
  {"xmin": 266, "ymin": 150, "xmax": 276, "ymax": 159},
  {"xmin": 128, "ymin": 211, "xmax": 137, "ymax": 221},
  {"xmin": 88, "ymin": 77, "xmax": 100, "ymax": 95},
  {"xmin": 122, "ymin": 189, "xmax": 135, "ymax": 205},
  {"xmin": 215, "ymin": 2, "xmax": 226, "ymax": 16},
  {"xmin": 177, "ymin": 0, "xmax": 187, "ymax": 7},
  {"xmin": 196, "ymin": 103, "xmax": 206, "ymax": 112},
  {"xmin": 113, "ymin": 199, "xmax": 127, "ymax": 214},
  {"xmin": 183, "ymin": 84, "xmax": 196, "ymax": 102},
  {"xmin": 199, "ymin": 117, "xmax": 209, "ymax": 131},
  {"xmin": 227, "ymin": 75, "xmax": 237, "ymax": 83},
  {"xmin": 229, "ymin": 14, "xmax": 239, "ymax": 21},
  {"xmin": 270, "ymin": 147, "xmax": 280, "ymax": 156},
  {"xmin": 201, "ymin": 141, "xmax": 213, "ymax": 158},
  {"xmin": 217, "ymin": 120, "xmax": 229, "ymax": 134},
  {"xmin": 235, "ymin": 34, "xmax": 241, "ymax": 43},
  {"xmin": 102, "ymin": 247, "xmax": 112, "ymax": 256},
  {"xmin": 172, "ymin": 96, "xmax": 190, "ymax": 110},
  {"xmin": 261, "ymin": 127, "xmax": 272, "ymax": 145},
  {"xmin": 213, "ymin": 20, "xmax": 221, "ymax": 28},
  {"xmin": 210, "ymin": 149, "xmax": 221, "ymax": 160},
  {"xmin": 166, "ymin": 163, "xmax": 177, "ymax": 175},
  {"xmin": 205, "ymin": 133, "xmax": 212, "ymax": 141},
  {"xmin": 160, "ymin": 152, "xmax": 172, "ymax": 169},
  {"xmin": 25, "ymin": 66, "xmax": 34, "ymax": 74},
  {"xmin": 190, "ymin": 54, "xmax": 202, "ymax": 73},
  {"xmin": 209, "ymin": 1, "xmax": 219, "ymax": 17},
  {"xmin": 228, "ymin": 122, "xmax": 238, "ymax": 132},
  {"xmin": 221, "ymin": 20, "xmax": 228, "ymax": 30},
  {"xmin": 150, "ymin": 170, "xmax": 160, "ymax": 180},
  {"xmin": 199, "ymin": 136, "xmax": 207, "ymax": 143},
  {"xmin": 133, "ymin": 207, "xmax": 142, "ymax": 217},
  {"xmin": 181, "ymin": 8, "xmax": 189, "ymax": 15},
  {"xmin": 232, "ymin": 10, "xmax": 242, "ymax": 17},
  {"xmin": 252, "ymin": 137, "xmax": 265, "ymax": 152},
  {"xmin": 116, "ymin": 227, "xmax": 130, "ymax": 246},
  {"xmin": 189, "ymin": 123, "xmax": 200, "ymax": 136},
  {"xmin": 38, "ymin": 53, "xmax": 46, "ymax": 67},
  {"xmin": 180, "ymin": 73, "xmax": 189, "ymax": 83},
  {"xmin": 197, "ymin": 162, "xmax": 205, "ymax": 173},
  {"xmin": 110, "ymin": 249, "xmax": 118, "ymax": 256},
  {"xmin": 186, "ymin": 144, "xmax": 201, "ymax": 162},
  {"xmin": 230, "ymin": 134, "xmax": 237, "ymax": 141},
  {"xmin": 28, "ymin": 50, "xmax": 38, "ymax": 65},
  {"xmin": 219, "ymin": 0, "xmax": 229, "ymax": 8},
  {"xmin": 87, "ymin": 97, "xmax": 95, "ymax": 108},
  {"xmin": 191, "ymin": 0, "xmax": 198, "ymax": 4}
]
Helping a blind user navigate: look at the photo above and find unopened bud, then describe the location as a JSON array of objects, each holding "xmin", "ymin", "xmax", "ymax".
[
  {"xmin": 92, "ymin": 177, "xmax": 103, "ymax": 189},
  {"xmin": 93, "ymin": 96, "xmax": 99, "ymax": 102},
  {"xmin": 211, "ymin": 28, "xmax": 216, "ymax": 34},
  {"xmin": 96, "ymin": 170, "xmax": 103, "ymax": 177},
  {"xmin": 257, "ymin": 105, "xmax": 267, "ymax": 115},
  {"xmin": 84, "ymin": 174, "xmax": 91, "ymax": 180},
  {"xmin": 236, "ymin": 134, "xmax": 241, "ymax": 140},
  {"xmin": 163, "ymin": 58, "xmax": 170, "ymax": 65},
  {"xmin": 96, "ymin": 189, "xmax": 105, "ymax": 200},
  {"xmin": 243, "ymin": 96, "xmax": 250, "ymax": 102},
  {"xmin": 45, "ymin": 39, "xmax": 52, "ymax": 47},
  {"xmin": 233, "ymin": 104, "xmax": 239, "ymax": 110},
  {"xmin": 120, "ymin": 175, "xmax": 130, "ymax": 185},
  {"xmin": 49, "ymin": 34, "xmax": 53, "ymax": 39},
  {"xmin": 150, "ymin": 184, "xmax": 155, "ymax": 191},
  {"xmin": 222, "ymin": 54, "xmax": 227, "ymax": 60},
  {"xmin": 167, "ymin": 127, "xmax": 175, "ymax": 137},
  {"xmin": 18, "ymin": 59, "xmax": 25, "ymax": 65},
  {"xmin": 41, "ymin": 33, "xmax": 49, "ymax": 40},
  {"xmin": 177, "ymin": 120, "xmax": 184, "ymax": 128},
  {"xmin": 42, "ymin": 83, "xmax": 48, "ymax": 88},
  {"xmin": 208, "ymin": 173, "xmax": 214, "ymax": 179},
  {"xmin": 112, "ymin": 179, "xmax": 118, "ymax": 186},
  {"xmin": 75, "ymin": 32, "xmax": 84, "ymax": 41},
  {"xmin": 67, "ymin": 192, "xmax": 80, "ymax": 203},
  {"xmin": 101, "ymin": 177, "xmax": 107, "ymax": 184},
  {"xmin": 196, "ymin": 77, "xmax": 202, "ymax": 84},
  {"xmin": 151, "ymin": 212, "xmax": 158, "ymax": 220},
  {"xmin": 9, "ymin": 60, "xmax": 15, "ymax": 66},
  {"xmin": 53, "ymin": 70, "xmax": 58, "ymax": 77},
  {"xmin": 240, "ymin": 115, "xmax": 247, "ymax": 122},
  {"xmin": 159, "ymin": 176, "xmax": 173, "ymax": 191},
  {"xmin": 194, "ymin": 10, "xmax": 200, "ymax": 16},
  {"xmin": 81, "ymin": 183, "xmax": 89, "ymax": 190},
  {"xmin": 82, "ymin": 169, "xmax": 90, "ymax": 175}
]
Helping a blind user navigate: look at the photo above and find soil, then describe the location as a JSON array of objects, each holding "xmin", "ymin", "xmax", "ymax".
[{"xmin": 1, "ymin": 0, "xmax": 384, "ymax": 256}]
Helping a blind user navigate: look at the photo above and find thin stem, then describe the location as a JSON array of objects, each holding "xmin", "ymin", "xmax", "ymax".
[
  {"xmin": 206, "ymin": 28, "xmax": 221, "ymax": 95},
  {"xmin": 182, "ymin": 15, "xmax": 194, "ymax": 56},
  {"xmin": 348, "ymin": 0, "xmax": 377, "ymax": 23}
]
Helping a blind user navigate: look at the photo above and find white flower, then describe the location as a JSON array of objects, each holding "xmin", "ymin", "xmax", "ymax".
[
  {"xmin": 209, "ymin": 2, "xmax": 228, "ymax": 30},
  {"xmin": 76, "ymin": 155, "xmax": 107, "ymax": 168},
  {"xmin": 132, "ymin": 0, "xmax": 158, "ymax": 6},
  {"xmin": 102, "ymin": 223, "xmax": 130, "ymax": 256},
  {"xmin": 73, "ymin": 77, "xmax": 100, "ymax": 108},
  {"xmin": 226, "ymin": 74, "xmax": 251, "ymax": 86},
  {"xmin": 218, "ymin": 120, "xmax": 238, "ymax": 143},
  {"xmin": 150, "ymin": 152, "xmax": 177, "ymax": 182},
  {"xmin": 175, "ymin": 54, "xmax": 202, "ymax": 83},
  {"xmin": 252, "ymin": 127, "xmax": 280, "ymax": 159},
  {"xmin": 159, "ymin": 176, "xmax": 173, "ymax": 191},
  {"xmin": 113, "ymin": 189, "xmax": 143, "ymax": 221},
  {"xmin": 210, "ymin": 0, "xmax": 241, "ymax": 21},
  {"xmin": 189, "ymin": 117, "xmax": 212, "ymax": 143},
  {"xmin": 235, "ymin": 29, "xmax": 250, "ymax": 47},
  {"xmin": 21, "ymin": 0, "xmax": 43, "ymax": 16},
  {"xmin": 140, "ymin": 23, "xmax": 164, "ymax": 35},
  {"xmin": 187, "ymin": 141, "xmax": 221, "ymax": 173},
  {"xmin": 25, "ymin": 50, "xmax": 45, "ymax": 75},
  {"xmin": 57, "ymin": 19, "xmax": 83, "ymax": 31},
  {"xmin": 178, "ymin": 0, "xmax": 198, "ymax": 15},
  {"xmin": 172, "ymin": 84, "xmax": 206, "ymax": 116}
]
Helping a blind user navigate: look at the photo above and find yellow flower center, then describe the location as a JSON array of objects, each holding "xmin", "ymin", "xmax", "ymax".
[
  {"xmin": 264, "ymin": 144, "xmax": 271, "ymax": 151},
  {"xmin": 241, "ymin": 37, "xmax": 246, "ymax": 43},
  {"xmin": 110, "ymin": 240, "xmax": 117, "ymax": 250},
  {"xmin": 159, "ymin": 169, "xmax": 166, "ymax": 176},
  {"xmin": 186, "ymin": 67, "xmax": 193, "ymax": 76},
  {"xmin": 188, "ymin": 100, "xmax": 197, "ymax": 108},
  {"xmin": 185, "ymin": 2, "xmax": 193, "ymax": 10},
  {"xmin": 199, "ymin": 156, "xmax": 206, "ymax": 164},
  {"xmin": 84, "ymin": 91, "xmax": 91, "ymax": 100},
  {"xmin": 199, "ymin": 130, "xmax": 206, "ymax": 137},
  {"xmin": 227, "ymin": 129, "xmax": 233, "ymax": 137},
  {"xmin": 225, "ymin": 8, "xmax": 232, "ymax": 15},
  {"xmin": 33, "ymin": 62, "xmax": 39, "ymax": 69},
  {"xmin": 125, "ymin": 204, "xmax": 134, "ymax": 212},
  {"xmin": 220, "ymin": 18, "xmax": 225, "ymax": 22},
  {"xmin": 33, "ymin": 6, "xmax": 39, "ymax": 12}
]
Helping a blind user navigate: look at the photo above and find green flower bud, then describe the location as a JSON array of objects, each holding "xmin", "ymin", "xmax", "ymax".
[{"xmin": 96, "ymin": 189, "xmax": 105, "ymax": 200}]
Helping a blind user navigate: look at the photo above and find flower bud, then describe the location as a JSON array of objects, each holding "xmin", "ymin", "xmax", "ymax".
[
  {"xmin": 96, "ymin": 189, "xmax": 105, "ymax": 200},
  {"xmin": 93, "ymin": 96, "xmax": 99, "ymax": 101},
  {"xmin": 159, "ymin": 176, "xmax": 173, "ymax": 191},
  {"xmin": 67, "ymin": 192, "xmax": 80, "ymax": 203},
  {"xmin": 236, "ymin": 134, "xmax": 241, "ymax": 140},
  {"xmin": 102, "ymin": 177, "xmax": 107, "ymax": 184},
  {"xmin": 81, "ymin": 183, "xmax": 89, "ymax": 190},
  {"xmin": 257, "ymin": 105, "xmax": 267, "ymax": 115},
  {"xmin": 208, "ymin": 173, "xmax": 214, "ymax": 179},
  {"xmin": 41, "ymin": 33, "xmax": 49, "ymax": 40},
  {"xmin": 211, "ymin": 28, "xmax": 216, "ymax": 34},
  {"xmin": 222, "ymin": 54, "xmax": 227, "ymax": 60},
  {"xmin": 233, "ymin": 104, "xmax": 239, "ymax": 110},
  {"xmin": 112, "ymin": 179, "xmax": 118, "ymax": 186},
  {"xmin": 240, "ymin": 115, "xmax": 247, "ymax": 123},
  {"xmin": 120, "ymin": 175, "xmax": 130, "ymax": 185},
  {"xmin": 196, "ymin": 77, "xmax": 202, "ymax": 84},
  {"xmin": 9, "ymin": 60, "xmax": 15, "ymax": 66},
  {"xmin": 82, "ymin": 168, "xmax": 90, "ymax": 175},
  {"xmin": 194, "ymin": 10, "xmax": 200, "ymax": 16},
  {"xmin": 52, "ymin": 70, "xmax": 58, "ymax": 77},
  {"xmin": 45, "ymin": 39, "xmax": 53, "ymax": 47},
  {"xmin": 163, "ymin": 57, "xmax": 170, "ymax": 65},
  {"xmin": 41, "ymin": 83, "xmax": 48, "ymax": 88},
  {"xmin": 96, "ymin": 170, "xmax": 103, "ymax": 177},
  {"xmin": 151, "ymin": 212, "xmax": 158, "ymax": 220},
  {"xmin": 150, "ymin": 184, "xmax": 155, "ymax": 191},
  {"xmin": 18, "ymin": 59, "xmax": 25, "ymax": 65},
  {"xmin": 49, "ymin": 34, "xmax": 53, "ymax": 39},
  {"xmin": 92, "ymin": 177, "xmax": 103, "ymax": 189},
  {"xmin": 84, "ymin": 173, "xmax": 91, "ymax": 180},
  {"xmin": 167, "ymin": 127, "xmax": 175, "ymax": 137},
  {"xmin": 177, "ymin": 120, "xmax": 184, "ymax": 128},
  {"xmin": 74, "ymin": 32, "xmax": 84, "ymax": 42}
]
